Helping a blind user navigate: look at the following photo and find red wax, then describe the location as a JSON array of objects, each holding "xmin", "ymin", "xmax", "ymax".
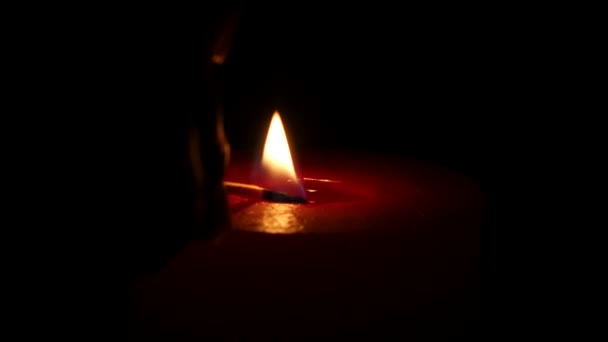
[
  {"xmin": 130, "ymin": 150, "xmax": 483, "ymax": 340},
  {"xmin": 225, "ymin": 151, "xmax": 483, "ymax": 235}
]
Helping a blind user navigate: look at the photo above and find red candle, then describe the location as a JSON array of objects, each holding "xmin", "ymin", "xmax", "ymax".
[{"xmin": 129, "ymin": 112, "xmax": 483, "ymax": 340}]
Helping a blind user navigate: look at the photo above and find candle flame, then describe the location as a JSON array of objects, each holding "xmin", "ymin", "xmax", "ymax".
[
  {"xmin": 260, "ymin": 111, "xmax": 305, "ymax": 198},
  {"xmin": 262, "ymin": 111, "xmax": 297, "ymax": 179}
]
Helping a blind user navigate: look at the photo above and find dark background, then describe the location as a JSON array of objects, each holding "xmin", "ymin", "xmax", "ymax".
[{"xmin": 220, "ymin": 2, "xmax": 499, "ymax": 183}]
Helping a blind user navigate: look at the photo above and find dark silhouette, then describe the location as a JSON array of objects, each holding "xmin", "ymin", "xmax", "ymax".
[{"xmin": 122, "ymin": 3, "xmax": 244, "ymax": 279}]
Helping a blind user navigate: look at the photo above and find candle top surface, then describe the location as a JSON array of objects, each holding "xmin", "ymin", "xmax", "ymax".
[{"xmin": 225, "ymin": 151, "xmax": 483, "ymax": 235}]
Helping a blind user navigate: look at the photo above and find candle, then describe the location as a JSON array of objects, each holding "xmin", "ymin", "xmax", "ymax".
[{"xmin": 130, "ymin": 112, "xmax": 483, "ymax": 340}]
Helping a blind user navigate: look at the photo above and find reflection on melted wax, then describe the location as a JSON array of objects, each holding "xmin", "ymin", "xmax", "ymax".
[{"xmin": 260, "ymin": 203, "xmax": 304, "ymax": 234}]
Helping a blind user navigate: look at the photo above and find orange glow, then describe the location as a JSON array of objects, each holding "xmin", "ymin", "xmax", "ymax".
[
  {"xmin": 260, "ymin": 111, "xmax": 305, "ymax": 198},
  {"xmin": 260, "ymin": 203, "xmax": 304, "ymax": 233}
]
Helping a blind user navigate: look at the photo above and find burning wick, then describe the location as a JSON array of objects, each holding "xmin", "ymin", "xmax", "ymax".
[
  {"xmin": 257, "ymin": 111, "xmax": 306, "ymax": 200},
  {"xmin": 224, "ymin": 112, "xmax": 349, "ymax": 204},
  {"xmin": 224, "ymin": 111, "xmax": 307, "ymax": 203}
]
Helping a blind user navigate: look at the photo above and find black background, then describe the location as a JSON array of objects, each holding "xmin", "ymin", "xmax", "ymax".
[{"xmin": 220, "ymin": 2, "xmax": 500, "ymax": 183}]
